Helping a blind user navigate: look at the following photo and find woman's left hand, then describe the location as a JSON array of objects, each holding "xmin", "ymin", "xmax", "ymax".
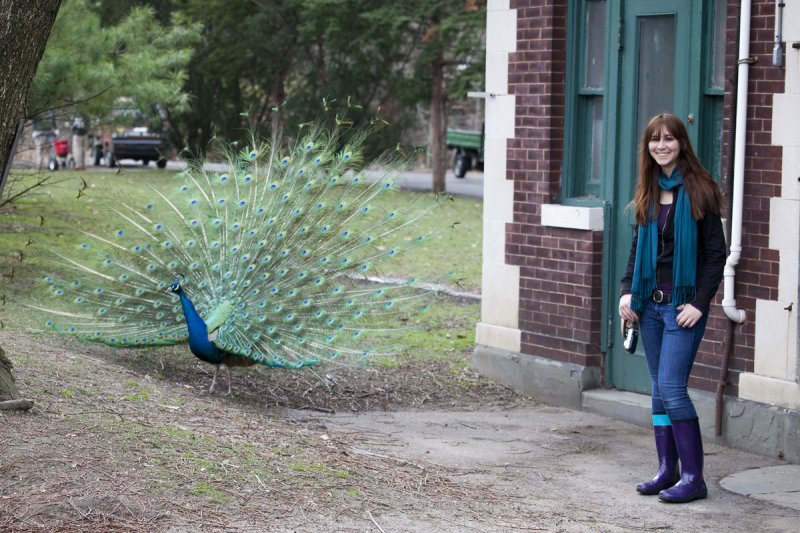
[{"xmin": 675, "ymin": 303, "xmax": 703, "ymax": 328}]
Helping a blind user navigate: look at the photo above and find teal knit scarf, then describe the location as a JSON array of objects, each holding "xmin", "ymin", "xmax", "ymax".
[{"xmin": 630, "ymin": 169, "xmax": 697, "ymax": 313}]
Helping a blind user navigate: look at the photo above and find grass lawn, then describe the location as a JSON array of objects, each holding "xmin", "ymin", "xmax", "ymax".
[{"xmin": 0, "ymin": 167, "xmax": 483, "ymax": 365}]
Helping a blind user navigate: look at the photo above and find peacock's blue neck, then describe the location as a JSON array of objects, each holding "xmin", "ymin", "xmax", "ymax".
[{"xmin": 175, "ymin": 286, "xmax": 224, "ymax": 364}]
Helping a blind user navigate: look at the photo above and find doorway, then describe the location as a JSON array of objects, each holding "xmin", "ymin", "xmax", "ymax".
[{"xmin": 606, "ymin": 0, "xmax": 702, "ymax": 392}]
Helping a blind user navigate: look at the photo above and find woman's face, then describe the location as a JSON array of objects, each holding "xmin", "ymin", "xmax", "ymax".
[{"xmin": 648, "ymin": 126, "xmax": 680, "ymax": 175}]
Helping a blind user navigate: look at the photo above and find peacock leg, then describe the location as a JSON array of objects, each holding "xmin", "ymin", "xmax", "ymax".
[
  {"xmin": 225, "ymin": 365, "xmax": 233, "ymax": 396},
  {"xmin": 209, "ymin": 365, "xmax": 220, "ymax": 393}
]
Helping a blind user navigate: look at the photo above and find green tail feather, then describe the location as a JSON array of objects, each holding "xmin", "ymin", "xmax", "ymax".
[{"xmin": 28, "ymin": 122, "xmax": 450, "ymax": 369}]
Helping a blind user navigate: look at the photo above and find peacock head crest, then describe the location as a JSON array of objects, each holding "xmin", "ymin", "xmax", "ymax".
[{"xmin": 167, "ymin": 281, "xmax": 183, "ymax": 294}]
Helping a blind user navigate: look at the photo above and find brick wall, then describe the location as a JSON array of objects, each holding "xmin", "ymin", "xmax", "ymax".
[
  {"xmin": 692, "ymin": 0, "xmax": 783, "ymax": 396},
  {"xmin": 503, "ymin": 0, "xmax": 783, "ymax": 393},
  {"xmin": 505, "ymin": 0, "xmax": 604, "ymax": 368}
]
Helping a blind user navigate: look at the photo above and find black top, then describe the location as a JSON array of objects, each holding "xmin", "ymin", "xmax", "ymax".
[{"xmin": 619, "ymin": 203, "xmax": 727, "ymax": 311}]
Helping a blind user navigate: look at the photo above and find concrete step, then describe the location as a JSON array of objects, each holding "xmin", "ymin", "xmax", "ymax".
[{"xmin": 582, "ymin": 389, "xmax": 651, "ymax": 428}]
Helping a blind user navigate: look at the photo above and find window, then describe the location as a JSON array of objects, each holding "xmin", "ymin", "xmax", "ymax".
[
  {"xmin": 564, "ymin": 0, "xmax": 608, "ymax": 200},
  {"xmin": 700, "ymin": 0, "xmax": 726, "ymax": 181},
  {"xmin": 710, "ymin": 0, "xmax": 726, "ymax": 89}
]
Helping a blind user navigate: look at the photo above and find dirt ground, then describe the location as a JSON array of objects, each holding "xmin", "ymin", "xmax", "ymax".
[
  {"xmin": 0, "ymin": 330, "xmax": 527, "ymax": 532},
  {"xmin": 1, "ymin": 331, "xmax": 798, "ymax": 532}
]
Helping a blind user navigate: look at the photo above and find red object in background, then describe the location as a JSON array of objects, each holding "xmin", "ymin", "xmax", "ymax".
[{"xmin": 54, "ymin": 139, "xmax": 69, "ymax": 157}]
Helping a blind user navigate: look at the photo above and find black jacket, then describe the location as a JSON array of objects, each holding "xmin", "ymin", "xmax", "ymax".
[{"xmin": 619, "ymin": 203, "xmax": 727, "ymax": 311}]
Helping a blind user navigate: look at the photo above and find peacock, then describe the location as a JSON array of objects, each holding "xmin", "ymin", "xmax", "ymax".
[{"xmin": 28, "ymin": 122, "xmax": 448, "ymax": 394}]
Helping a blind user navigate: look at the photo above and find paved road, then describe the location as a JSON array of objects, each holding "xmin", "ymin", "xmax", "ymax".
[
  {"xmin": 165, "ymin": 160, "xmax": 485, "ymax": 199},
  {"xmin": 383, "ymin": 169, "xmax": 484, "ymax": 199}
]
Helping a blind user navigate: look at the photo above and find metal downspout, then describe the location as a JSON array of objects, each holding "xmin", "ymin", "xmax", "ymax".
[
  {"xmin": 722, "ymin": 1, "xmax": 750, "ymax": 325},
  {"xmin": 715, "ymin": 0, "xmax": 751, "ymax": 437}
]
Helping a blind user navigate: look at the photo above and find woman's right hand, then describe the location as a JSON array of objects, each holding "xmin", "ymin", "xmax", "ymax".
[{"xmin": 619, "ymin": 294, "xmax": 639, "ymax": 323}]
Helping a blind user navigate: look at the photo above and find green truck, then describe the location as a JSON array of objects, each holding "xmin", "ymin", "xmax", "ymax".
[{"xmin": 446, "ymin": 128, "xmax": 484, "ymax": 178}]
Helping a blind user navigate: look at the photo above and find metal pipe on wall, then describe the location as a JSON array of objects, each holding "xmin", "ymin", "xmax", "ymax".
[
  {"xmin": 721, "ymin": 0, "xmax": 750, "ymax": 325},
  {"xmin": 716, "ymin": 0, "xmax": 752, "ymax": 437},
  {"xmin": 774, "ymin": 0, "xmax": 785, "ymax": 66}
]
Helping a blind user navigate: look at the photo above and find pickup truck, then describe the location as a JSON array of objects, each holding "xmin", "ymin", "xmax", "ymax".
[
  {"xmin": 107, "ymin": 130, "xmax": 167, "ymax": 168},
  {"xmin": 446, "ymin": 128, "xmax": 484, "ymax": 178}
]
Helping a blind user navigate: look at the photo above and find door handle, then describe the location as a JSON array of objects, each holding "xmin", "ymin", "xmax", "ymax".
[{"xmin": 687, "ymin": 113, "xmax": 695, "ymax": 125}]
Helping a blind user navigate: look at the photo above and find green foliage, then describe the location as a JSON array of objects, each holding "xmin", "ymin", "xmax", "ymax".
[
  {"xmin": 28, "ymin": 0, "xmax": 200, "ymax": 128},
  {"xmin": 165, "ymin": 0, "xmax": 303, "ymax": 153},
  {"xmin": 27, "ymin": 0, "xmax": 113, "ymax": 118},
  {"xmin": 400, "ymin": 0, "xmax": 486, "ymax": 103},
  {"xmin": 116, "ymin": 0, "xmax": 486, "ymax": 156},
  {"xmin": 27, "ymin": 0, "xmax": 485, "ymax": 159},
  {"xmin": 110, "ymin": 7, "xmax": 199, "ymax": 120}
]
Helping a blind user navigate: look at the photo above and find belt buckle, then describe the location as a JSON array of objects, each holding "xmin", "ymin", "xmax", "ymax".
[{"xmin": 652, "ymin": 289, "xmax": 664, "ymax": 303}]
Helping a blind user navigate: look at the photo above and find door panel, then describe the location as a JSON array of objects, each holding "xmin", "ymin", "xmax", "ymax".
[
  {"xmin": 636, "ymin": 16, "xmax": 676, "ymax": 136},
  {"xmin": 608, "ymin": 0, "xmax": 700, "ymax": 393}
]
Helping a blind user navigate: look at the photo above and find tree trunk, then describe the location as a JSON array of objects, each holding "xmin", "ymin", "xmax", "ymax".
[
  {"xmin": 0, "ymin": 346, "xmax": 20, "ymax": 400},
  {"xmin": 430, "ymin": 56, "xmax": 446, "ymax": 194},
  {"xmin": 0, "ymin": 0, "xmax": 62, "ymax": 402},
  {"xmin": 0, "ymin": 0, "xmax": 62, "ymax": 174}
]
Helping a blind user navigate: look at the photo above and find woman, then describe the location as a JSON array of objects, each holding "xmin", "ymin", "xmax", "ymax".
[{"xmin": 619, "ymin": 113, "xmax": 726, "ymax": 503}]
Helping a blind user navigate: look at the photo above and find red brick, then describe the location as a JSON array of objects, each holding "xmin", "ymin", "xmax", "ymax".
[{"xmin": 501, "ymin": 0, "xmax": 781, "ymax": 398}]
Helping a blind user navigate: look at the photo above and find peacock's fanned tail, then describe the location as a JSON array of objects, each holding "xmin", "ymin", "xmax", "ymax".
[{"xmin": 31, "ymin": 124, "xmax": 446, "ymax": 369}]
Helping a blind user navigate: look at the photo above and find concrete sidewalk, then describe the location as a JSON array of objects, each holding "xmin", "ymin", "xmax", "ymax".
[
  {"xmin": 722, "ymin": 464, "xmax": 800, "ymax": 511},
  {"xmin": 291, "ymin": 404, "xmax": 800, "ymax": 532},
  {"xmin": 582, "ymin": 389, "xmax": 800, "ymax": 514}
]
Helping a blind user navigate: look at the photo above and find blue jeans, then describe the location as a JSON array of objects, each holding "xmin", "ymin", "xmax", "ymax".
[{"xmin": 639, "ymin": 300, "xmax": 708, "ymax": 422}]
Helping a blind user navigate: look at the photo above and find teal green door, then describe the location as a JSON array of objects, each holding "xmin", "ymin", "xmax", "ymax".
[{"xmin": 607, "ymin": 0, "xmax": 702, "ymax": 392}]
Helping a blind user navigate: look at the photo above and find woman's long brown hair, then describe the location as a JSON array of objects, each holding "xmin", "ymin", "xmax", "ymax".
[{"xmin": 631, "ymin": 113, "xmax": 724, "ymax": 225}]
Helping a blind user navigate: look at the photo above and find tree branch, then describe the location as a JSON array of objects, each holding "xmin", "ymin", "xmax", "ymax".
[
  {"xmin": 0, "ymin": 169, "xmax": 70, "ymax": 207},
  {"xmin": 27, "ymin": 85, "xmax": 115, "ymax": 121},
  {"xmin": 0, "ymin": 399, "xmax": 34, "ymax": 411}
]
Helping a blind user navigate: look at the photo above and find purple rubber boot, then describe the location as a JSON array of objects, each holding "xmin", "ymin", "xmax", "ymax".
[
  {"xmin": 637, "ymin": 425, "xmax": 680, "ymax": 495},
  {"xmin": 659, "ymin": 419, "xmax": 708, "ymax": 503}
]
